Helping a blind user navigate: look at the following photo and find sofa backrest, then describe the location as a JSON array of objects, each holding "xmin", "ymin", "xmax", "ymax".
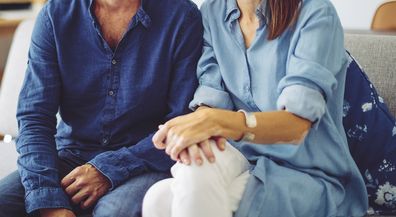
[{"xmin": 345, "ymin": 33, "xmax": 396, "ymax": 117}]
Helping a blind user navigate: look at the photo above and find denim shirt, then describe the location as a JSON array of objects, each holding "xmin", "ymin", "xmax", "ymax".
[
  {"xmin": 16, "ymin": 0, "xmax": 202, "ymax": 213},
  {"xmin": 190, "ymin": 0, "xmax": 367, "ymax": 216}
]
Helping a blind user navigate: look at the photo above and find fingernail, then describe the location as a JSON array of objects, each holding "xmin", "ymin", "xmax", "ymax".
[
  {"xmin": 184, "ymin": 158, "xmax": 191, "ymax": 165},
  {"xmin": 196, "ymin": 158, "xmax": 203, "ymax": 165},
  {"xmin": 158, "ymin": 125, "xmax": 164, "ymax": 129},
  {"xmin": 209, "ymin": 157, "xmax": 215, "ymax": 163}
]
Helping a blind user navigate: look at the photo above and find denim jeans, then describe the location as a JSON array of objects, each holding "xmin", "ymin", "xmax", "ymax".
[{"xmin": 0, "ymin": 161, "xmax": 170, "ymax": 217}]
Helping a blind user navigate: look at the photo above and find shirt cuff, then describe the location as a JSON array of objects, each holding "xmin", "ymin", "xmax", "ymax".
[
  {"xmin": 88, "ymin": 157, "xmax": 126, "ymax": 190},
  {"xmin": 25, "ymin": 187, "xmax": 71, "ymax": 214},
  {"xmin": 88, "ymin": 150, "xmax": 146, "ymax": 190},
  {"xmin": 277, "ymin": 85, "xmax": 326, "ymax": 129},
  {"xmin": 189, "ymin": 85, "xmax": 234, "ymax": 110}
]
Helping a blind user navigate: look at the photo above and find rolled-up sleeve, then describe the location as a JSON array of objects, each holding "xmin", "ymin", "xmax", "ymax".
[
  {"xmin": 189, "ymin": 3, "xmax": 234, "ymax": 111},
  {"xmin": 277, "ymin": 8, "xmax": 346, "ymax": 127},
  {"xmin": 277, "ymin": 85, "xmax": 326, "ymax": 124}
]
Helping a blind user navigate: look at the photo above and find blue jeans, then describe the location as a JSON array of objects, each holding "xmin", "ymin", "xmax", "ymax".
[{"xmin": 0, "ymin": 165, "xmax": 170, "ymax": 217}]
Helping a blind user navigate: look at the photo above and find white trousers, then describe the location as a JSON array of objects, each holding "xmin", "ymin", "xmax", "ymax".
[{"xmin": 142, "ymin": 141, "xmax": 250, "ymax": 217}]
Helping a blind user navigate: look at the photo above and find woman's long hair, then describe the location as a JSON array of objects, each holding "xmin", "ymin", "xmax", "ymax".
[{"xmin": 266, "ymin": 0, "xmax": 302, "ymax": 40}]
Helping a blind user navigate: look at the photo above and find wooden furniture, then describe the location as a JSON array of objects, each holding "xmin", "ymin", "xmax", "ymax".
[{"xmin": 371, "ymin": 0, "xmax": 396, "ymax": 31}]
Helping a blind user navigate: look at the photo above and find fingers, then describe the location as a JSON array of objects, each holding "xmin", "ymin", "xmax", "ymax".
[
  {"xmin": 179, "ymin": 149, "xmax": 191, "ymax": 165},
  {"xmin": 62, "ymin": 167, "xmax": 85, "ymax": 196},
  {"xmin": 152, "ymin": 125, "xmax": 169, "ymax": 149},
  {"xmin": 65, "ymin": 180, "xmax": 81, "ymax": 197},
  {"xmin": 199, "ymin": 140, "xmax": 215, "ymax": 163},
  {"xmin": 71, "ymin": 189, "xmax": 89, "ymax": 205},
  {"xmin": 61, "ymin": 170, "xmax": 78, "ymax": 189},
  {"xmin": 213, "ymin": 137, "xmax": 226, "ymax": 151},
  {"xmin": 188, "ymin": 144, "xmax": 203, "ymax": 166},
  {"xmin": 81, "ymin": 195, "xmax": 97, "ymax": 209}
]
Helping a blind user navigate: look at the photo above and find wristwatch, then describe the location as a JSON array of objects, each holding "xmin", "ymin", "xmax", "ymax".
[{"xmin": 236, "ymin": 109, "xmax": 257, "ymax": 142}]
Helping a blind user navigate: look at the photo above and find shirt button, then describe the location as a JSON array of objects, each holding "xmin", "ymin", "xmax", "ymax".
[
  {"xmin": 112, "ymin": 59, "xmax": 117, "ymax": 65},
  {"xmin": 102, "ymin": 138, "xmax": 109, "ymax": 145},
  {"xmin": 108, "ymin": 90, "xmax": 115, "ymax": 96}
]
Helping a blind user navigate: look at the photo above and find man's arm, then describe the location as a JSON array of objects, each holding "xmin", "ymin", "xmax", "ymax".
[
  {"xmin": 16, "ymin": 5, "xmax": 73, "ymax": 214},
  {"xmin": 61, "ymin": 3, "xmax": 203, "ymax": 208}
]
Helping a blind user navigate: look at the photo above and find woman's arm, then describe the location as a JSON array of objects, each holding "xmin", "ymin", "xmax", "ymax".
[
  {"xmin": 153, "ymin": 107, "xmax": 311, "ymax": 161},
  {"xmin": 213, "ymin": 108, "xmax": 311, "ymax": 145}
]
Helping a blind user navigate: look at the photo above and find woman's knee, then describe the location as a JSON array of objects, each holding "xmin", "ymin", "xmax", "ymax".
[
  {"xmin": 142, "ymin": 179, "xmax": 173, "ymax": 217},
  {"xmin": 171, "ymin": 142, "xmax": 248, "ymax": 189}
]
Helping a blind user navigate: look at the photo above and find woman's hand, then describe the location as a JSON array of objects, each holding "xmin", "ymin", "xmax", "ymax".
[
  {"xmin": 178, "ymin": 137, "xmax": 227, "ymax": 165},
  {"xmin": 152, "ymin": 108, "xmax": 226, "ymax": 162}
]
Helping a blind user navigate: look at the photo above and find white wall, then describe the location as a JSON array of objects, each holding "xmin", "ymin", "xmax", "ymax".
[
  {"xmin": 331, "ymin": 0, "xmax": 384, "ymax": 30},
  {"xmin": 191, "ymin": 0, "xmax": 384, "ymax": 30}
]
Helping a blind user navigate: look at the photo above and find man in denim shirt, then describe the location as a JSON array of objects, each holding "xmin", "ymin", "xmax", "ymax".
[{"xmin": 0, "ymin": 0, "xmax": 202, "ymax": 216}]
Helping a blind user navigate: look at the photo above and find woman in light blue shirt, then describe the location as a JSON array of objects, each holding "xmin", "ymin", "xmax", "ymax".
[{"xmin": 143, "ymin": 0, "xmax": 368, "ymax": 216}]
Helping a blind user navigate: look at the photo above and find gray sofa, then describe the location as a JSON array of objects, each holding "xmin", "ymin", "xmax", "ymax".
[{"xmin": 0, "ymin": 20, "xmax": 395, "ymax": 216}]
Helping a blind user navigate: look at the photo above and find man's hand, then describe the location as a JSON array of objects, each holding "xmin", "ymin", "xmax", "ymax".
[
  {"xmin": 178, "ymin": 137, "xmax": 226, "ymax": 165},
  {"xmin": 61, "ymin": 164, "xmax": 111, "ymax": 209},
  {"xmin": 40, "ymin": 208, "xmax": 76, "ymax": 217}
]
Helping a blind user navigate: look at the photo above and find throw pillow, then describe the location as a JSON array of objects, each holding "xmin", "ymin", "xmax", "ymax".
[{"xmin": 343, "ymin": 53, "xmax": 396, "ymax": 215}]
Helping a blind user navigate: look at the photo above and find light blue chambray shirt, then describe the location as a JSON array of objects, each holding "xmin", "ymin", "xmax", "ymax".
[{"xmin": 189, "ymin": 0, "xmax": 368, "ymax": 216}]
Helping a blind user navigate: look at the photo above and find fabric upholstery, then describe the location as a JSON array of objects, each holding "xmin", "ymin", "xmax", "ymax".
[
  {"xmin": 0, "ymin": 20, "xmax": 34, "ymax": 137},
  {"xmin": 344, "ymin": 33, "xmax": 396, "ymax": 117}
]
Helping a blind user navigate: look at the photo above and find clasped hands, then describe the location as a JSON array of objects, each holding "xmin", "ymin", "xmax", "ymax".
[{"xmin": 153, "ymin": 107, "xmax": 227, "ymax": 165}]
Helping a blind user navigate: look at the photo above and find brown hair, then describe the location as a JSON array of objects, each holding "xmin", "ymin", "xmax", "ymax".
[{"xmin": 266, "ymin": 0, "xmax": 302, "ymax": 40}]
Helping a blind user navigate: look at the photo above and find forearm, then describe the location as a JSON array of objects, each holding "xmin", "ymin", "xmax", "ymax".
[
  {"xmin": 88, "ymin": 133, "xmax": 173, "ymax": 189},
  {"xmin": 210, "ymin": 108, "xmax": 311, "ymax": 145}
]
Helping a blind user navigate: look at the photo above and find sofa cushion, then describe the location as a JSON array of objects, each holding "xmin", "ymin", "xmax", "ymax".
[
  {"xmin": 343, "ymin": 53, "xmax": 396, "ymax": 215},
  {"xmin": 0, "ymin": 20, "xmax": 34, "ymax": 137},
  {"xmin": 0, "ymin": 141, "xmax": 18, "ymax": 180},
  {"xmin": 344, "ymin": 33, "xmax": 396, "ymax": 117}
]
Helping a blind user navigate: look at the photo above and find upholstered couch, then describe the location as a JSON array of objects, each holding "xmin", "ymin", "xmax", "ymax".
[{"xmin": 0, "ymin": 20, "xmax": 395, "ymax": 216}]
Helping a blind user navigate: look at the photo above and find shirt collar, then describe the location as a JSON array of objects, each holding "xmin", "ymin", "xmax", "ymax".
[
  {"xmin": 256, "ymin": 0, "xmax": 267, "ymax": 21},
  {"xmin": 224, "ymin": 0, "xmax": 239, "ymax": 22},
  {"xmin": 224, "ymin": 0, "xmax": 268, "ymax": 24},
  {"xmin": 88, "ymin": 0, "xmax": 152, "ymax": 29}
]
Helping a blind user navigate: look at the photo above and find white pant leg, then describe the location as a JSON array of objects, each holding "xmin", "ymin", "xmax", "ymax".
[
  {"xmin": 142, "ymin": 178, "xmax": 173, "ymax": 217},
  {"xmin": 170, "ymin": 141, "xmax": 250, "ymax": 217}
]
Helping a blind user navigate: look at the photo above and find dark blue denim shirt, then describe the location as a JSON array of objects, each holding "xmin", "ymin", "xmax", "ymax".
[{"xmin": 16, "ymin": 0, "xmax": 202, "ymax": 213}]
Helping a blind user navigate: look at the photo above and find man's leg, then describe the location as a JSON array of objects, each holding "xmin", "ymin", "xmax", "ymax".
[
  {"xmin": 92, "ymin": 172, "xmax": 171, "ymax": 217},
  {"xmin": 0, "ymin": 171, "xmax": 38, "ymax": 217},
  {"xmin": 0, "ymin": 158, "xmax": 90, "ymax": 217}
]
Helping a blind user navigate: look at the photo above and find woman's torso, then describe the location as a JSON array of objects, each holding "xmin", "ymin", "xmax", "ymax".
[{"xmin": 200, "ymin": 0, "xmax": 368, "ymax": 215}]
